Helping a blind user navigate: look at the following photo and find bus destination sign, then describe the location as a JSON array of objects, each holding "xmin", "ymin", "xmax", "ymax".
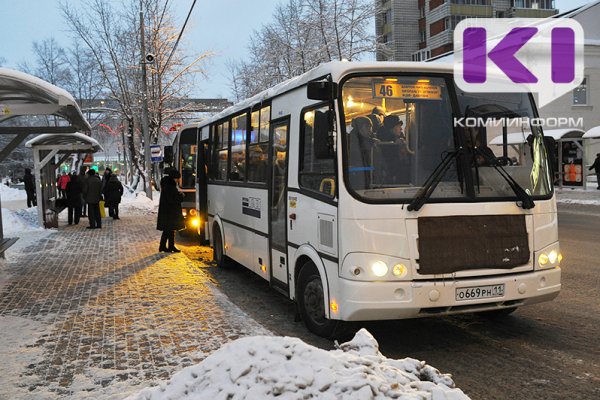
[{"xmin": 373, "ymin": 82, "xmax": 441, "ymax": 100}]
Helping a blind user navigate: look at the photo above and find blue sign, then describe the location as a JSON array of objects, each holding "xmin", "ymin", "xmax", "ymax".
[{"xmin": 150, "ymin": 145, "xmax": 163, "ymax": 162}]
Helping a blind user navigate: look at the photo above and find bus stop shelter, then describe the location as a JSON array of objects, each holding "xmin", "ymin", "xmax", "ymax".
[
  {"xmin": 491, "ymin": 129, "xmax": 586, "ymax": 189},
  {"xmin": 26, "ymin": 133, "xmax": 101, "ymax": 228},
  {"xmin": 0, "ymin": 68, "xmax": 90, "ymax": 253}
]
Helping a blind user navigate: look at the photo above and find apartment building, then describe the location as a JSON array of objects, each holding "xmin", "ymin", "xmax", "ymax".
[{"xmin": 376, "ymin": 0, "xmax": 558, "ymax": 62}]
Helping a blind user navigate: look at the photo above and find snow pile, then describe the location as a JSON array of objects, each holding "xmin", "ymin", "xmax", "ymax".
[
  {"xmin": 127, "ymin": 329, "xmax": 469, "ymax": 400},
  {"xmin": 120, "ymin": 190, "xmax": 159, "ymax": 215},
  {"xmin": 1, "ymin": 207, "xmax": 45, "ymax": 235},
  {"xmin": 0, "ymin": 184, "xmax": 26, "ymax": 201}
]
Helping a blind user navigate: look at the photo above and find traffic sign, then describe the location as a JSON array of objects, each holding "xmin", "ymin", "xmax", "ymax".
[{"xmin": 150, "ymin": 145, "xmax": 163, "ymax": 162}]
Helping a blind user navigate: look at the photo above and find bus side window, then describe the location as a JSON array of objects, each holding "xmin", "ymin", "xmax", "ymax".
[{"xmin": 299, "ymin": 104, "xmax": 337, "ymax": 197}]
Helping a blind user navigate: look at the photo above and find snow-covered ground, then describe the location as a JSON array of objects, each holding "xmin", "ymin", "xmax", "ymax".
[
  {"xmin": 1, "ymin": 185, "xmax": 598, "ymax": 400},
  {"xmin": 127, "ymin": 329, "xmax": 468, "ymax": 400}
]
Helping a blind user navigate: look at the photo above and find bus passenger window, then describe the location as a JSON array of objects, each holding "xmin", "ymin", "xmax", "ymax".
[
  {"xmin": 248, "ymin": 106, "xmax": 270, "ymax": 184},
  {"xmin": 230, "ymin": 114, "xmax": 247, "ymax": 181},
  {"xmin": 299, "ymin": 105, "xmax": 337, "ymax": 197},
  {"xmin": 215, "ymin": 121, "xmax": 229, "ymax": 181}
]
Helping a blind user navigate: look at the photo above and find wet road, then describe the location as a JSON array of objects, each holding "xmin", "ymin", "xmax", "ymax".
[{"xmin": 182, "ymin": 204, "xmax": 600, "ymax": 399}]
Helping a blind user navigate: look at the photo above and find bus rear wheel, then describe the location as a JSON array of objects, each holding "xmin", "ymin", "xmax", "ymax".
[
  {"xmin": 297, "ymin": 262, "xmax": 339, "ymax": 338},
  {"xmin": 212, "ymin": 226, "xmax": 228, "ymax": 268}
]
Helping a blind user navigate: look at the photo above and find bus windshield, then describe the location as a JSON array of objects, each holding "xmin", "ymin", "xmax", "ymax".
[{"xmin": 341, "ymin": 75, "xmax": 552, "ymax": 203}]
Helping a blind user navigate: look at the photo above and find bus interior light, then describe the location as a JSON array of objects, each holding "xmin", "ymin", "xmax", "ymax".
[{"xmin": 371, "ymin": 261, "xmax": 388, "ymax": 277}]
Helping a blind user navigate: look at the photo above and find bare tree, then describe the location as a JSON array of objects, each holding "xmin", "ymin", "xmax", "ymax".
[
  {"xmin": 62, "ymin": 0, "xmax": 210, "ymax": 191},
  {"xmin": 231, "ymin": 0, "xmax": 378, "ymax": 99},
  {"xmin": 19, "ymin": 38, "xmax": 71, "ymax": 87}
]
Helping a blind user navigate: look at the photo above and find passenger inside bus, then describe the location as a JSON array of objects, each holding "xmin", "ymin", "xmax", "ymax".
[
  {"xmin": 248, "ymin": 146, "xmax": 268, "ymax": 182},
  {"xmin": 348, "ymin": 116, "xmax": 379, "ymax": 189},
  {"xmin": 377, "ymin": 115, "xmax": 414, "ymax": 185}
]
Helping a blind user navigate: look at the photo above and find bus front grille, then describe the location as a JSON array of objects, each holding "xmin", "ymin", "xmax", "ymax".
[{"xmin": 417, "ymin": 215, "xmax": 530, "ymax": 275}]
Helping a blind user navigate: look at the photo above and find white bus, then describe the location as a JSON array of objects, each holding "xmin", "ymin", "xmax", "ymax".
[{"xmin": 192, "ymin": 61, "xmax": 561, "ymax": 337}]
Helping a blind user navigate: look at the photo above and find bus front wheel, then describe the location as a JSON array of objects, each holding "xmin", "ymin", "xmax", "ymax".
[{"xmin": 297, "ymin": 262, "xmax": 339, "ymax": 338}]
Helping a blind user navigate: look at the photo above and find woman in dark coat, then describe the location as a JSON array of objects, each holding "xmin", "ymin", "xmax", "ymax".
[
  {"xmin": 105, "ymin": 174, "xmax": 124, "ymax": 220},
  {"xmin": 65, "ymin": 174, "xmax": 83, "ymax": 225},
  {"xmin": 157, "ymin": 169, "xmax": 185, "ymax": 252}
]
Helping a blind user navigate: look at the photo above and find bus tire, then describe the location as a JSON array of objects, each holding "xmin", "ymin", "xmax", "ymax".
[
  {"xmin": 297, "ymin": 261, "xmax": 339, "ymax": 338},
  {"xmin": 212, "ymin": 226, "xmax": 229, "ymax": 268}
]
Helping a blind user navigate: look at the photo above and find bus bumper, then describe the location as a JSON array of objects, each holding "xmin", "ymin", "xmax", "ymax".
[{"xmin": 334, "ymin": 267, "xmax": 561, "ymax": 321}]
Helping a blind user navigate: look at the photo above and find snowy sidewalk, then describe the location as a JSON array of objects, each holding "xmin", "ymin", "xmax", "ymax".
[{"xmin": 0, "ymin": 211, "xmax": 269, "ymax": 399}]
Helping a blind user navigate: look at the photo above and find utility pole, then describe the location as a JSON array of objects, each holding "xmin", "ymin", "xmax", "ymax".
[{"xmin": 140, "ymin": 9, "xmax": 153, "ymax": 200}]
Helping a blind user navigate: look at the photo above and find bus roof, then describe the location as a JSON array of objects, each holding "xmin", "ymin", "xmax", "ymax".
[{"xmin": 195, "ymin": 61, "xmax": 454, "ymax": 129}]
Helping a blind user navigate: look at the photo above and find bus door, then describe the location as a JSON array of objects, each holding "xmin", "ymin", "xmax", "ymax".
[
  {"xmin": 196, "ymin": 139, "xmax": 209, "ymax": 243},
  {"xmin": 269, "ymin": 118, "xmax": 290, "ymax": 290}
]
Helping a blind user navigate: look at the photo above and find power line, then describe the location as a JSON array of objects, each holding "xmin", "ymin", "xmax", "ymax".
[{"xmin": 161, "ymin": 0, "xmax": 197, "ymax": 75}]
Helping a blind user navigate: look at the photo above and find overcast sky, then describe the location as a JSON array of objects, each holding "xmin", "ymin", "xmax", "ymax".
[{"xmin": 0, "ymin": 0, "xmax": 594, "ymax": 100}]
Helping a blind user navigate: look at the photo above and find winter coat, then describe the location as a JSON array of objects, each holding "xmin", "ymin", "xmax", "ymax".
[
  {"xmin": 105, "ymin": 175, "xmax": 124, "ymax": 206},
  {"xmin": 57, "ymin": 174, "xmax": 70, "ymax": 190},
  {"xmin": 156, "ymin": 176, "xmax": 185, "ymax": 231},
  {"xmin": 84, "ymin": 175, "xmax": 103, "ymax": 204},
  {"xmin": 589, "ymin": 156, "xmax": 600, "ymax": 174},
  {"xmin": 23, "ymin": 172, "xmax": 35, "ymax": 192},
  {"xmin": 65, "ymin": 176, "xmax": 83, "ymax": 207}
]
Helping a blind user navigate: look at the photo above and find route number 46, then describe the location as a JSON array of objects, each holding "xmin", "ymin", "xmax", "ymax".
[{"xmin": 379, "ymin": 85, "xmax": 394, "ymax": 97}]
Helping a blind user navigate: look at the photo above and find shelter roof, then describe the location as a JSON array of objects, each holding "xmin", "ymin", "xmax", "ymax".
[
  {"xmin": 0, "ymin": 68, "xmax": 91, "ymax": 133},
  {"xmin": 25, "ymin": 132, "xmax": 102, "ymax": 153}
]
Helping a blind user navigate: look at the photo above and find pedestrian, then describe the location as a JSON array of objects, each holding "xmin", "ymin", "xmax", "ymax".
[
  {"xmin": 157, "ymin": 169, "xmax": 185, "ymax": 252},
  {"xmin": 57, "ymin": 171, "xmax": 70, "ymax": 199},
  {"xmin": 65, "ymin": 173, "xmax": 83, "ymax": 225},
  {"xmin": 589, "ymin": 153, "xmax": 600, "ymax": 190},
  {"xmin": 79, "ymin": 166, "xmax": 88, "ymax": 217},
  {"xmin": 23, "ymin": 168, "xmax": 37, "ymax": 207},
  {"xmin": 101, "ymin": 167, "xmax": 113, "ymax": 216},
  {"xmin": 105, "ymin": 174, "xmax": 124, "ymax": 220},
  {"xmin": 83, "ymin": 169, "xmax": 103, "ymax": 229}
]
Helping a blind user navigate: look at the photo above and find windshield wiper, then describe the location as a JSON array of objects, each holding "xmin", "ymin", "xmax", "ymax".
[
  {"xmin": 472, "ymin": 146, "xmax": 535, "ymax": 209},
  {"xmin": 407, "ymin": 148, "xmax": 461, "ymax": 211}
]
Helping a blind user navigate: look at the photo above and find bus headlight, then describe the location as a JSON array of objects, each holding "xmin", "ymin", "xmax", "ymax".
[
  {"xmin": 371, "ymin": 261, "xmax": 388, "ymax": 277},
  {"xmin": 182, "ymin": 209, "xmax": 187, "ymax": 217},
  {"xmin": 392, "ymin": 264, "xmax": 408, "ymax": 278},
  {"xmin": 189, "ymin": 209, "xmax": 197, "ymax": 216},
  {"xmin": 190, "ymin": 217, "xmax": 200, "ymax": 228},
  {"xmin": 342, "ymin": 253, "xmax": 412, "ymax": 281},
  {"xmin": 536, "ymin": 243, "xmax": 561, "ymax": 270}
]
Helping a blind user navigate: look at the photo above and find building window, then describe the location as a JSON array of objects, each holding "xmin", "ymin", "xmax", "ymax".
[
  {"xmin": 383, "ymin": 9, "xmax": 391, "ymax": 24},
  {"xmin": 420, "ymin": 30, "xmax": 426, "ymax": 42},
  {"xmin": 573, "ymin": 77, "xmax": 588, "ymax": 105},
  {"xmin": 382, "ymin": 34, "xmax": 388, "ymax": 44},
  {"xmin": 419, "ymin": 6, "xmax": 425, "ymax": 18}
]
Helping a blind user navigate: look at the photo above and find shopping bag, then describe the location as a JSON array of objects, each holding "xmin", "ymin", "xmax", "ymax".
[{"xmin": 99, "ymin": 200, "xmax": 106, "ymax": 217}]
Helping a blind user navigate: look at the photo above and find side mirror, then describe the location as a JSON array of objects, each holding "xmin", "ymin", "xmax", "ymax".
[
  {"xmin": 543, "ymin": 136, "xmax": 557, "ymax": 177},
  {"xmin": 163, "ymin": 145, "xmax": 173, "ymax": 165},
  {"xmin": 314, "ymin": 110, "xmax": 335, "ymax": 159},
  {"xmin": 307, "ymin": 81, "xmax": 338, "ymax": 101}
]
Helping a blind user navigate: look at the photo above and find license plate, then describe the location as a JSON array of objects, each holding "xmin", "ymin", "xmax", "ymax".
[{"xmin": 456, "ymin": 284, "xmax": 505, "ymax": 301}]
